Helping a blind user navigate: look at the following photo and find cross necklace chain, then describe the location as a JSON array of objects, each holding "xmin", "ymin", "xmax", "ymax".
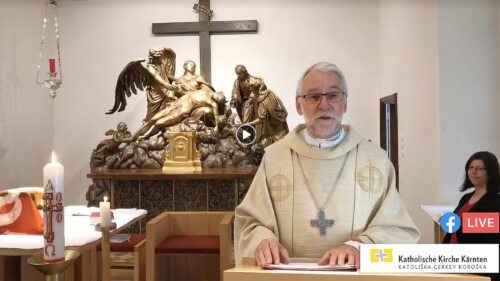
[{"xmin": 296, "ymin": 151, "xmax": 350, "ymax": 236}]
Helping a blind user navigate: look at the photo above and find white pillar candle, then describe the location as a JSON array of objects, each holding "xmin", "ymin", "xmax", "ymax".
[
  {"xmin": 42, "ymin": 151, "xmax": 65, "ymax": 263},
  {"xmin": 100, "ymin": 196, "xmax": 111, "ymax": 228}
]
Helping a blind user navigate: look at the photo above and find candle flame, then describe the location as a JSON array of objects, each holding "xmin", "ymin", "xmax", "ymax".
[
  {"xmin": 51, "ymin": 150, "xmax": 57, "ymax": 163},
  {"xmin": 104, "ymin": 196, "xmax": 108, "ymax": 202}
]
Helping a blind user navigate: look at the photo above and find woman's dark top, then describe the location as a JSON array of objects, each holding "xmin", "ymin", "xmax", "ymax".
[
  {"xmin": 443, "ymin": 191, "xmax": 499, "ymax": 281},
  {"xmin": 443, "ymin": 191, "xmax": 499, "ymax": 244}
]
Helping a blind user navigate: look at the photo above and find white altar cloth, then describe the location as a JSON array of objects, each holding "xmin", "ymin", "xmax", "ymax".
[
  {"xmin": 0, "ymin": 205, "xmax": 146, "ymax": 249},
  {"xmin": 420, "ymin": 205, "xmax": 455, "ymax": 224}
]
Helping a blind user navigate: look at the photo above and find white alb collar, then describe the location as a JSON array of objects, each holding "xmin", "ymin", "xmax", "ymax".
[{"xmin": 301, "ymin": 126, "xmax": 345, "ymax": 148}]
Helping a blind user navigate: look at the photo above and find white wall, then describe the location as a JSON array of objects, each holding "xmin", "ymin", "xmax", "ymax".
[
  {"xmin": 378, "ymin": 0, "xmax": 440, "ymax": 244},
  {"xmin": 438, "ymin": 0, "xmax": 500, "ymax": 205},
  {"xmin": 0, "ymin": 0, "xmax": 54, "ymax": 189}
]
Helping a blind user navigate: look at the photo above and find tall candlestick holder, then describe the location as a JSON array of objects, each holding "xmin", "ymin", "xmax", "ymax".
[
  {"xmin": 27, "ymin": 250, "xmax": 80, "ymax": 281},
  {"xmin": 95, "ymin": 222, "xmax": 117, "ymax": 281}
]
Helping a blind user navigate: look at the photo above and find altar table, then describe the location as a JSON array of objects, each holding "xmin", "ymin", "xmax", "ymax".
[
  {"xmin": 0, "ymin": 205, "xmax": 146, "ymax": 281},
  {"xmin": 224, "ymin": 258, "xmax": 489, "ymax": 281}
]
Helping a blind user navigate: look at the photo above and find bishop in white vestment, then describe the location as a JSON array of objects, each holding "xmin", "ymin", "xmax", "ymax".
[{"xmin": 234, "ymin": 62, "xmax": 420, "ymax": 267}]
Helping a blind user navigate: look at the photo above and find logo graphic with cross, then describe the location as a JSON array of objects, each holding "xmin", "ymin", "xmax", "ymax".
[{"xmin": 370, "ymin": 248, "xmax": 393, "ymax": 262}]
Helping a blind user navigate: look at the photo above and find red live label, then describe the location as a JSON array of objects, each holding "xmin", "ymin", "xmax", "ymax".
[{"xmin": 463, "ymin": 212, "xmax": 499, "ymax": 233}]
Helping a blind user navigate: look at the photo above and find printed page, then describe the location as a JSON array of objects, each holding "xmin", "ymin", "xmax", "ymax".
[{"xmin": 263, "ymin": 263, "xmax": 355, "ymax": 271}]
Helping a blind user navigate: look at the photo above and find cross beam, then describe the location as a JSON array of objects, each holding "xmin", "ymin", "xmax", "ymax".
[{"xmin": 152, "ymin": 0, "xmax": 258, "ymax": 82}]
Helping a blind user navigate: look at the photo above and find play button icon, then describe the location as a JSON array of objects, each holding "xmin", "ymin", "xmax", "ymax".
[
  {"xmin": 242, "ymin": 130, "xmax": 251, "ymax": 140},
  {"xmin": 235, "ymin": 124, "xmax": 257, "ymax": 146}
]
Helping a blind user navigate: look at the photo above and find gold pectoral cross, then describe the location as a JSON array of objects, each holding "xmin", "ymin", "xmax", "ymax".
[{"xmin": 310, "ymin": 210, "xmax": 334, "ymax": 236}]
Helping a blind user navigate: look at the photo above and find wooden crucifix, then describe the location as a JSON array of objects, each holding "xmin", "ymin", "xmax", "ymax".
[{"xmin": 152, "ymin": 0, "xmax": 258, "ymax": 83}]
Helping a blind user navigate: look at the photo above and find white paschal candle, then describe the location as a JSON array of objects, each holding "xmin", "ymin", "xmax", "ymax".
[
  {"xmin": 100, "ymin": 196, "xmax": 111, "ymax": 228},
  {"xmin": 42, "ymin": 151, "xmax": 65, "ymax": 262}
]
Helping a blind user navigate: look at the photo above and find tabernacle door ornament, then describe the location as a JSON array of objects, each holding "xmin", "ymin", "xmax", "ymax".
[{"xmin": 163, "ymin": 131, "xmax": 202, "ymax": 173}]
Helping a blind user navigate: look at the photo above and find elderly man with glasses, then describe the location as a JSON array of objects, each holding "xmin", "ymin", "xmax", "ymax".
[{"xmin": 234, "ymin": 62, "xmax": 420, "ymax": 269}]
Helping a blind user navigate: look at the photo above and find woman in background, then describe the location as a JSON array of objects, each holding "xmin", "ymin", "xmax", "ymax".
[
  {"xmin": 443, "ymin": 151, "xmax": 500, "ymax": 244},
  {"xmin": 443, "ymin": 151, "xmax": 499, "ymax": 281}
]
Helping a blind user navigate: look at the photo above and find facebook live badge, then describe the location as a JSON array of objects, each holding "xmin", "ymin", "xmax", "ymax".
[
  {"xmin": 463, "ymin": 212, "xmax": 499, "ymax": 233},
  {"xmin": 440, "ymin": 212, "xmax": 461, "ymax": 233}
]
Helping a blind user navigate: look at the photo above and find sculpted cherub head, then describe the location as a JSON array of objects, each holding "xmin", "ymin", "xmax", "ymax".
[{"xmin": 117, "ymin": 122, "xmax": 127, "ymax": 132}]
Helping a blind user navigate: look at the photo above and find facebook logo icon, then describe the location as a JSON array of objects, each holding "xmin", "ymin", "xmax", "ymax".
[{"xmin": 440, "ymin": 212, "xmax": 461, "ymax": 233}]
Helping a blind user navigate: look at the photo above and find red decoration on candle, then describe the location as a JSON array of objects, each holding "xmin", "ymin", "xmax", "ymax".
[{"xmin": 49, "ymin": 59, "xmax": 56, "ymax": 73}]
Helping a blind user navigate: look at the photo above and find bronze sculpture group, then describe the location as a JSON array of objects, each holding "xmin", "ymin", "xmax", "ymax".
[
  {"xmin": 87, "ymin": 47, "xmax": 289, "ymax": 205},
  {"xmin": 91, "ymin": 47, "xmax": 288, "ymax": 170}
]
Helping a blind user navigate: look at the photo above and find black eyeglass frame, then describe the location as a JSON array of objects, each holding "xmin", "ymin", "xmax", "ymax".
[{"xmin": 297, "ymin": 92, "xmax": 346, "ymax": 104}]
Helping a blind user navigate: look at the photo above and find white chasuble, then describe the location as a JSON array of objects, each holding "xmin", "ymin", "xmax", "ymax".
[{"xmin": 234, "ymin": 124, "xmax": 419, "ymax": 265}]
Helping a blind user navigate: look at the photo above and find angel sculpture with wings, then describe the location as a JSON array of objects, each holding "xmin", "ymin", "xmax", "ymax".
[{"xmin": 106, "ymin": 47, "xmax": 180, "ymax": 122}]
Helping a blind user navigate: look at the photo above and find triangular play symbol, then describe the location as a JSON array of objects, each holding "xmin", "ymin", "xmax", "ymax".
[{"xmin": 242, "ymin": 130, "xmax": 251, "ymax": 140}]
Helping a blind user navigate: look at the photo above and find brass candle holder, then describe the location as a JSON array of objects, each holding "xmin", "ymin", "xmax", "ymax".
[
  {"xmin": 27, "ymin": 249, "xmax": 80, "ymax": 281},
  {"xmin": 95, "ymin": 222, "xmax": 117, "ymax": 281}
]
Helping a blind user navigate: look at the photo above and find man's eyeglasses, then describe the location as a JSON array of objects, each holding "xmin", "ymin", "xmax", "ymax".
[{"xmin": 298, "ymin": 92, "xmax": 345, "ymax": 104}]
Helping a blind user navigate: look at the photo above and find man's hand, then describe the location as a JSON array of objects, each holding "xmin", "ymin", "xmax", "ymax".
[
  {"xmin": 254, "ymin": 238, "xmax": 290, "ymax": 267},
  {"xmin": 318, "ymin": 244, "xmax": 360, "ymax": 269}
]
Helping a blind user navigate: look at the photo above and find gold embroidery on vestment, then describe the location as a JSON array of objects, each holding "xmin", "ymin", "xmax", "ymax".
[
  {"xmin": 356, "ymin": 165, "xmax": 383, "ymax": 193},
  {"xmin": 269, "ymin": 174, "xmax": 292, "ymax": 202}
]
